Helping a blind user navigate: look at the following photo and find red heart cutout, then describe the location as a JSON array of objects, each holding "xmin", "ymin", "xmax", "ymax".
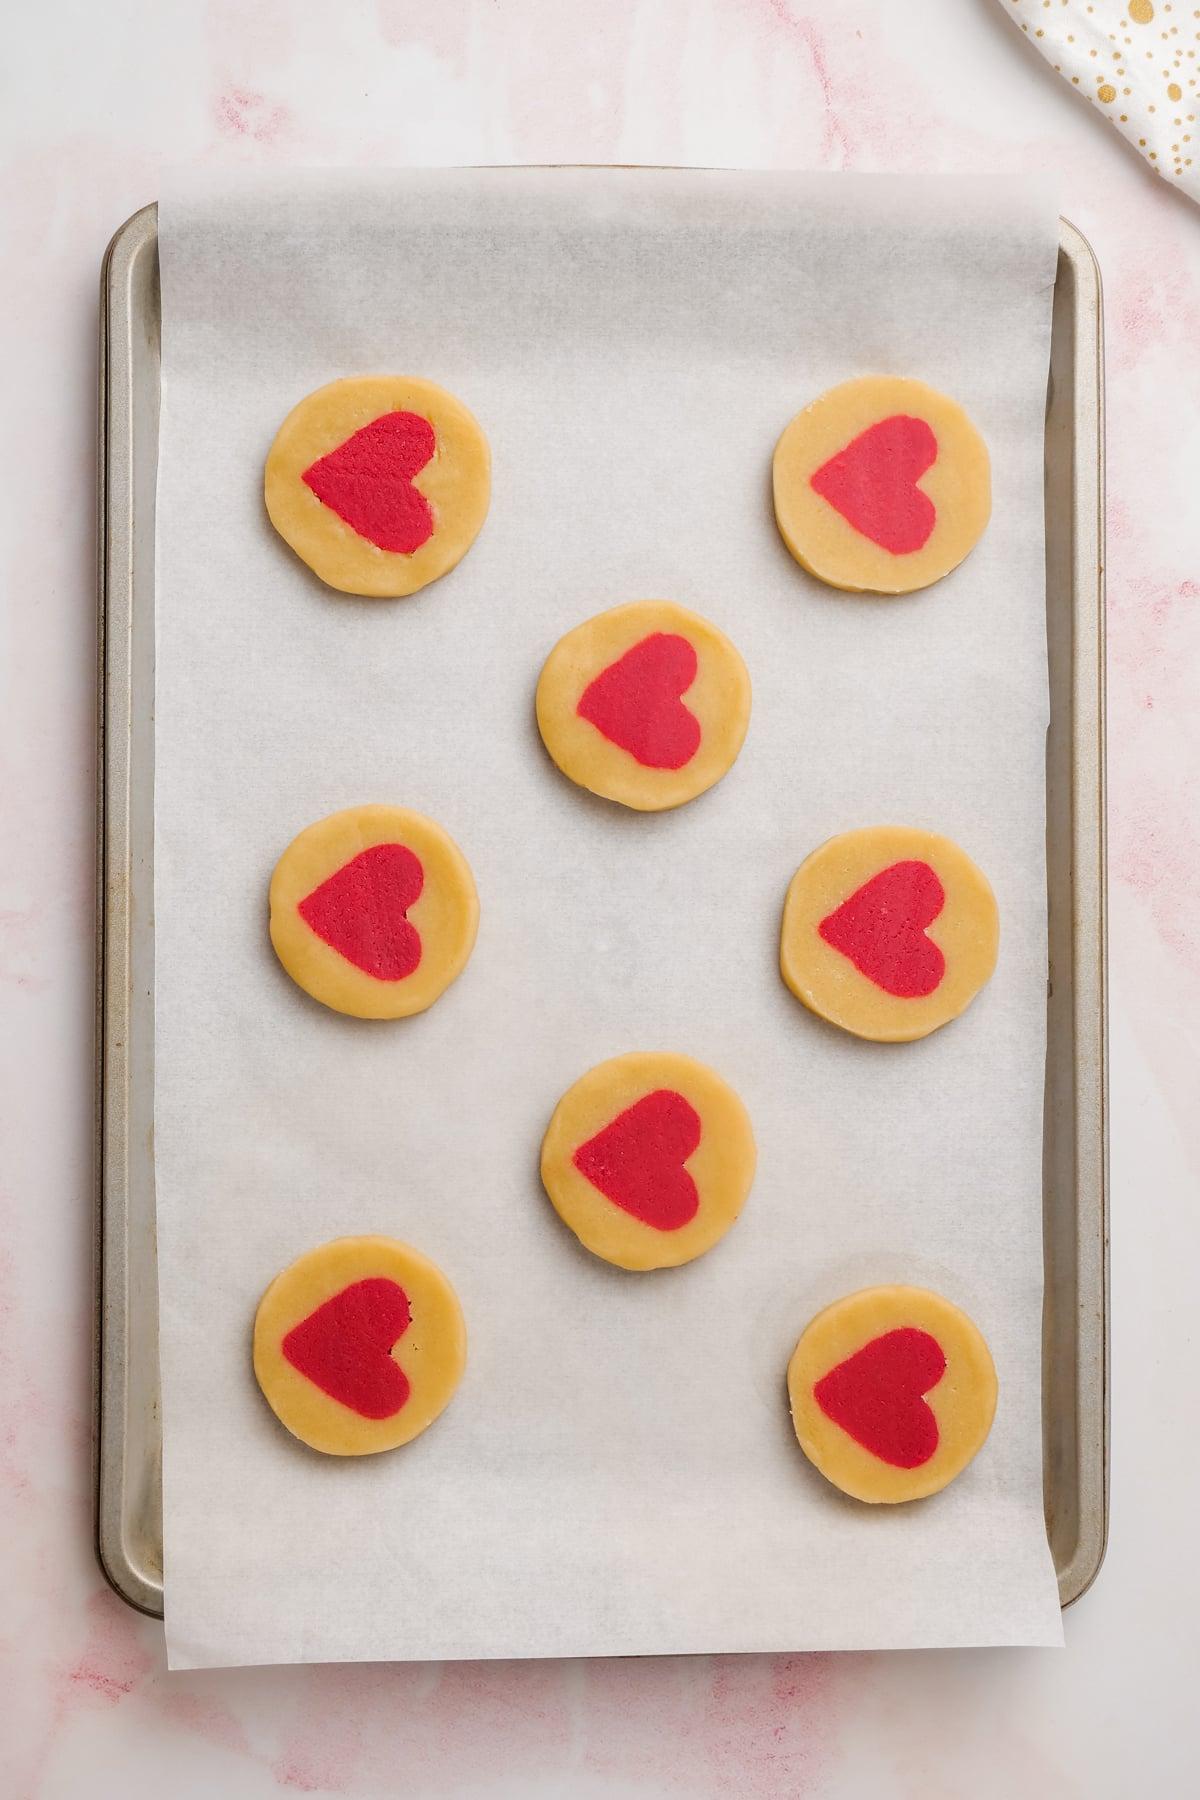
[
  {"xmin": 298, "ymin": 843, "xmax": 424, "ymax": 981},
  {"xmin": 810, "ymin": 414, "xmax": 937, "ymax": 555},
  {"xmin": 282, "ymin": 1277, "xmax": 412, "ymax": 1419},
  {"xmin": 576, "ymin": 633, "xmax": 702, "ymax": 770},
  {"xmin": 814, "ymin": 1326, "xmax": 945, "ymax": 1468},
  {"xmin": 302, "ymin": 411, "xmax": 436, "ymax": 554},
  {"xmin": 819, "ymin": 860, "xmax": 945, "ymax": 998},
  {"xmin": 573, "ymin": 1089, "xmax": 702, "ymax": 1231}
]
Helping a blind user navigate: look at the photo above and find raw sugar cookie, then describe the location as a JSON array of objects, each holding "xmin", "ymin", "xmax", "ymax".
[
  {"xmin": 772, "ymin": 376, "xmax": 990, "ymax": 594},
  {"xmin": 265, "ymin": 376, "xmax": 490, "ymax": 597},
  {"xmin": 270, "ymin": 805, "xmax": 478, "ymax": 1019},
  {"xmin": 254, "ymin": 1236, "xmax": 467, "ymax": 1456},
  {"xmin": 780, "ymin": 826, "xmax": 998, "ymax": 1042},
  {"xmin": 540, "ymin": 1052, "xmax": 756, "ymax": 1270},
  {"xmin": 787, "ymin": 1285, "xmax": 997, "ymax": 1503},
  {"xmin": 536, "ymin": 601, "xmax": 751, "ymax": 811}
]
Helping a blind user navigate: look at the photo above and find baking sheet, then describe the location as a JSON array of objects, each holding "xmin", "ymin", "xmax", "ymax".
[{"xmin": 154, "ymin": 168, "xmax": 1065, "ymax": 1667}]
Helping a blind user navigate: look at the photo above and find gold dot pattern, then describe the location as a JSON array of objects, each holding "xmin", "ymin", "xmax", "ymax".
[{"xmin": 1005, "ymin": 0, "xmax": 1200, "ymax": 186}]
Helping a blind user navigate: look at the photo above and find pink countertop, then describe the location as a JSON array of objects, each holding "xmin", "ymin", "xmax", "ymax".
[{"xmin": 3, "ymin": 1, "xmax": 1198, "ymax": 1794}]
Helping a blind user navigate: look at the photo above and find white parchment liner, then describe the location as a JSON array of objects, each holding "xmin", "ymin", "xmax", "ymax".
[{"xmin": 155, "ymin": 169, "xmax": 1063, "ymax": 1666}]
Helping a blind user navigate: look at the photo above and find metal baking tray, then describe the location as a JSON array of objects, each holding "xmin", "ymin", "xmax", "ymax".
[{"xmin": 95, "ymin": 201, "xmax": 1107, "ymax": 1621}]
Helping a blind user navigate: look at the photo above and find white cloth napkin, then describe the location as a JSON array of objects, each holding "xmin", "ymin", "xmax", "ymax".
[{"xmin": 1001, "ymin": 0, "xmax": 1200, "ymax": 201}]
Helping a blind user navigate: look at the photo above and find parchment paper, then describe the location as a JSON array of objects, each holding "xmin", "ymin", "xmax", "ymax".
[{"xmin": 155, "ymin": 169, "xmax": 1064, "ymax": 1667}]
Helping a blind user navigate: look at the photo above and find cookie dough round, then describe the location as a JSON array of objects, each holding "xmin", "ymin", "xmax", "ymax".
[
  {"xmin": 780, "ymin": 826, "xmax": 998, "ymax": 1043},
  {"xmin": 270, "ymin": 804, "xmax": 479, "ymax": 1020},
  {"xmin": 787, "ymin": 1285, "xmax": 997, "ymax": 1503},
  {"xmin": 772, "ymin": 376, "xmax": 990, "ymax": 594},
  {"xmin": 265, "ymin": 376, "xmax": 490, "ymax": 597},
  {"xmin": 535, "ymin": 601, "xmax": 751, "ymax": 811},
  {"xmin": 540, "ymin": 1052, "xmax": 756, "ymax": 1271},
  {"xmin": 254, "ymin": 1236, "xmax": 467, "ymax": 1456}
]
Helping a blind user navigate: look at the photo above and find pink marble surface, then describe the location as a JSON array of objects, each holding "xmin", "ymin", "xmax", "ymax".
[{"xmin": 2, "ymin": 1, "xmax": 1197, "ymax": 1793}]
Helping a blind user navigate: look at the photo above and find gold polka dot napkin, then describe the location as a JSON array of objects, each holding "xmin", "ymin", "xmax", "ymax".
[{"xmin": 1003, "ymin": 0, "xmax": 1199, "ymax": 196}]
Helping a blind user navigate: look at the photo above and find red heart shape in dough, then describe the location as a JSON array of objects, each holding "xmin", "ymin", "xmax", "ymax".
[
  {"xmin": 282, "ymin": 1277, "xmax": 413, "ymax": 1419},
  {"xmin": 819, "ymin": 860, "xmax": 946, "ymax": 998},
  {"xmin": 573, "ymin": 1089, "xmax": 702, "ymax": 1231},
  {"xmin": 810, "ymin": 415, "xmax": 937, "ymax": 555},
  {"xmin": 298, "ymin": 843, "xmax": 424, "ymax": 981},
  {"xmin": 576, "ymin": 633, "xmax": 702, "ymax": 770},
  {"xmin": 814, "ymin": 1326, "xmax": 946, "ymax": 1469},
  {"xmin": 302, "ymin": 411, "xmax": 436, "ymax": 554}
]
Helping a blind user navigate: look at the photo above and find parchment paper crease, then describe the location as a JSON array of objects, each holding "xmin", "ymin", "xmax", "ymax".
[{"xmin": 154, "ymin": 169, "xmax": 1064, "ymax": 1667}]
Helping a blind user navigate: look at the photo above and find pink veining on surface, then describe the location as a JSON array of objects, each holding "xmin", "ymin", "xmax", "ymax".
[
  {"xmin": 1108, "ymin": 572, "xmax": 1200, "ymax": 973},
  {"xmin": 60, "ymin": 1593, "xmax": 155, "ymax": 1708},
  {"xmin": 4, "ymin": 0, "xmax": 1200, "ymax": 1794},
  {"xmin": 213, "ymin": 86, "xmax": 293, "ymax": 146},
  {"xmin": 1100, "ymin": 182, "xmax": 1200, "ymax": 1017},
  {"xmin": 375, "ymin": 0, "xmax": 475, "ymax": 73},
  {"xmin": 761, "ymin": 1, "xmax": 855, "ymax": 166},
  {"xmin": 1109, "ymin": 256, "xmax": 1200, "ymax": 378},
  {"xmin": 157, "ymin": 1686, "xmax": 253, "ymax": 1759},
  {"xmin": 701, "ymin": 1655, "xmax": 839, "ymax": 1796},
  {"xmin": 267, "ymin": 1660, "xmax": 572, "ymax": 1794},
  {"xmin": 574, "ymin": 1652, "xmax": 840, "ymax": 1798}
]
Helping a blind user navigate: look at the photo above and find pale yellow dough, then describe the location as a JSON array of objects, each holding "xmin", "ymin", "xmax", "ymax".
[
  {"xmin": 772, "ymin": 376, "xmax": 990, "ymax": 594},
  {"xmin": 535, "ymin": 601, "xmax": 751, "ymax": 811},
  {"xmin": 269, "ymin": 804, "xmax": 478, "ymax": 1020},
  {"xmin": 254, "ymin": 1236, "xmax": 467, "ymax": 1457},
  {"xmin": 264, "ymin": 375, "xmax": 490, "ymax": 597},
  {"xmin": 787, "ymin": 1285, "xmax": 998, "ymax": 1504},
  {"xmin": 540, "ymin": 1052, "xmax": 756, "ymax": 1271},
  {"xmin": 780, "ymin": 826, "xmax": 999, "ymax": 1043}
]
